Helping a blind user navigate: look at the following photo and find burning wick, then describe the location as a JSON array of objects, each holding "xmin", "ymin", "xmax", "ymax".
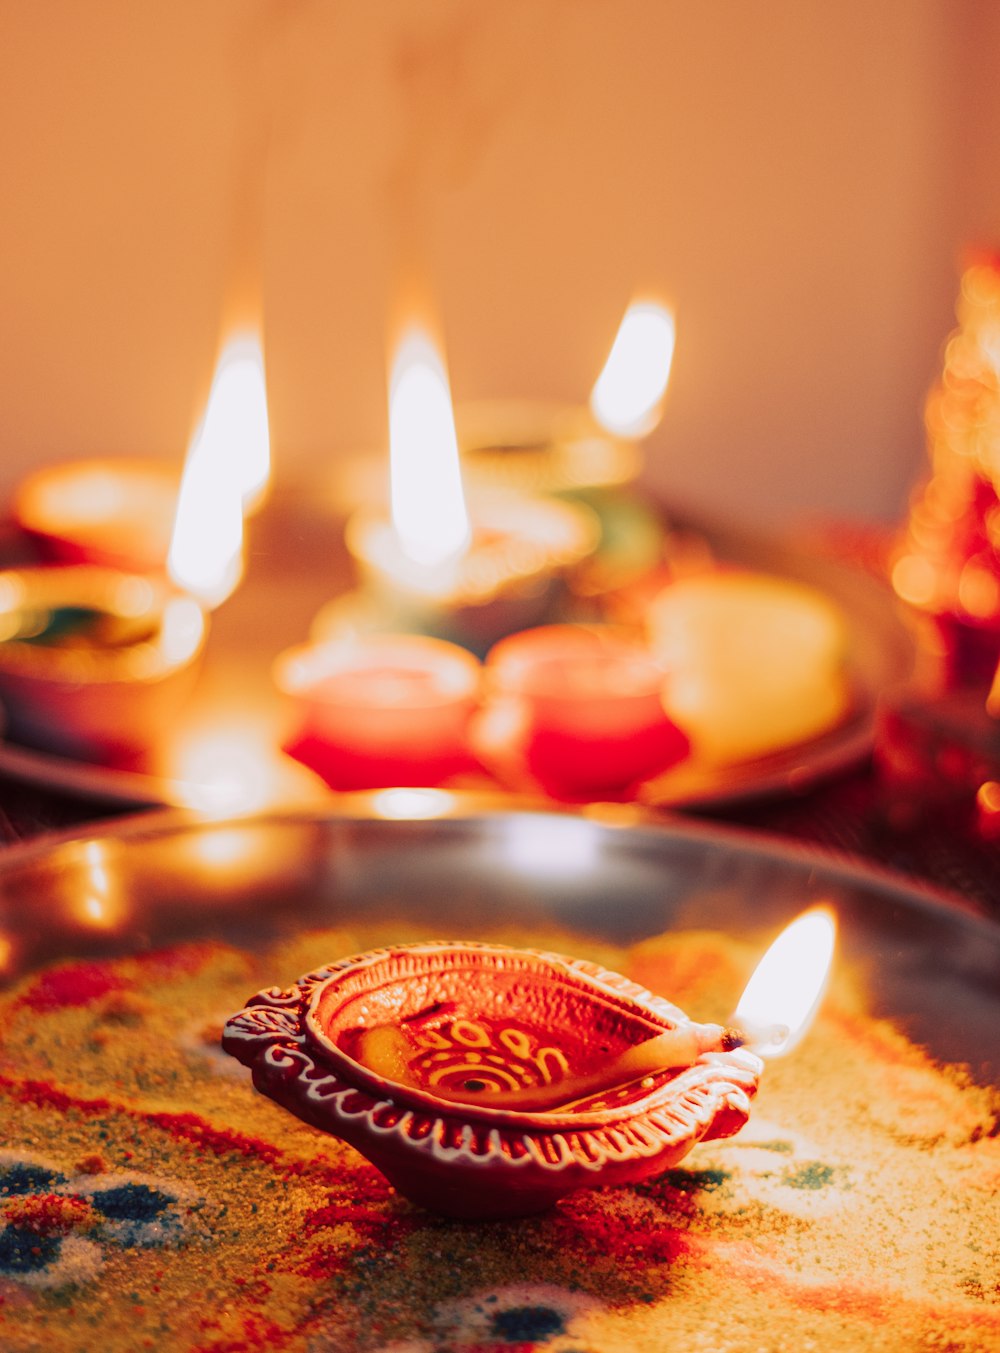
[{"xmin": 355, "ymin": 906, "xmax": 836, "ymax": 1113}]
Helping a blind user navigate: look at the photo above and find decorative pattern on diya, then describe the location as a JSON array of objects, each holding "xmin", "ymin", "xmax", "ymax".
[
  {"xmin": 222, "ymin": 942, "xmax": 761, "ymax": 1218},
  {"xmin": 356, "ymin": 1007, "xmax": 576, "ymax": 1099}
]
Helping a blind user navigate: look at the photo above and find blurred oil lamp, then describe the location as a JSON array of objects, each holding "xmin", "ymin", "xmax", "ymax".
[
  {"xmin": 458, "ymin": 300, "xmax": 676, "ymax": 599},
  {"xmin": 224, "ymin": 906, "xmax": 836, "ymax": 1219},
  {"xmin": 0, "ymin": 565, "xmax": 206, "ymax": 758},
  {"xmin": 339, "ymin": 326, "xmax": 599, "ymax": 656},
  {"xmin": 471, "ymin": 623, "xmax": 689, "ymax": 799},
  {"xmin": 274, "ymin": 632, "xmax": 481, "ymax": 790},
  {"xmin": 0, "ymin": 340, "xmax": 264, "ymax": 758},
  {"xmin": 10, "ymin": 334, "xmax": 269, "ymax": 574},
  {"xmin": 454, "ymin": 399, "xmax": 642, "ymax": 497},
  {"xmin": 12, "ymin": 458, "xmax": 181, "ymax": 573},
  {"xmin": 456, "ymin": 300, "xmax": 675, "ymax": 494}
]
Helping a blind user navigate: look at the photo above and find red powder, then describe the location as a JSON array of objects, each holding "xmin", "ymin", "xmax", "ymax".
[
  {"xmin": 0, "ymin": 1072, "xmax": 114, "ymax": 1116},
  {"xmin": 18, "ymin": 963, "xmax": 129, "ymax": 1012},
  {"xmin": 2, "ymin": 1193, "xmax": 95, "ymax": 1237},
  {"xmin": 188, "ymin": 1312, "xmax": 295, "ymax": 1353}
]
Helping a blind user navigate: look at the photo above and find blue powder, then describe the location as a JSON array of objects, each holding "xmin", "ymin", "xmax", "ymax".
[
  {"xmin": 0, "ymin": 1164, "xmax": 65, "ymax": 1196},
  {"xmin": 491, "ymin": 1304, "xmax": 566, "ymax": 1341},
  {"xmin": 0, "ymin": 1227, "xmax": 61, "ymax": 1273},
  {"xmin": 90, "ymin": 1184, "xmax": 173, "ymax": 1222},
  {"xmin": 782, "ymin": 1162, "xmax": 836, "ymax": 1191},
  {"xmin": 659, "ymin": 1167, "xmax": 731, "ymax": 1193}
]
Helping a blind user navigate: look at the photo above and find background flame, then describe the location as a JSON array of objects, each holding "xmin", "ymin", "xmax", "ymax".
[
  {"xmin": 167, "ymin": 333, "xmax": 269, "ymax": 607},
  {"xmin": 199, "ymin": 334, "xmax": 271, "ymax": 513},
  {"xmin": 388, "ymin": 327, "xmax": 470, "ymax": 568},
  {"xmin": 590, "ymin": 301, "xmax": 675, "ymax": 437}
]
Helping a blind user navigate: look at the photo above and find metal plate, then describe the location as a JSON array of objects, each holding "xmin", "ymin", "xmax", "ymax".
[
  {"xmin": 0, "ymin": 796, "xmax": 995, "ymax": 1087},
  {"xmin": 0, "ymin": 493, "xmax": 919, "ymax": 810}
]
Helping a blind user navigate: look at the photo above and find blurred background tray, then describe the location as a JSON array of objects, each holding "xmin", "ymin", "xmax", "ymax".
[{"xmin": 0, "ymin": 490, "xmax": 920, "ymax": 812}]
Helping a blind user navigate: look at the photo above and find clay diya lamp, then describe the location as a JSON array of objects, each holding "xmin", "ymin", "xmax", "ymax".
[
  {"xmin": 0, "ymin": 564, "xmax": 207, "ymax": 759},
  {"xmin": 223, "ymin": 941, "xmax": 762, "ymax": 1220},
  {"xmin": 12, "ymin": 458, "xmax": 181, "ymax": 573},
  {"xmin": 343, "ymin": 491, "xmax": 600, "ymax": 658}
]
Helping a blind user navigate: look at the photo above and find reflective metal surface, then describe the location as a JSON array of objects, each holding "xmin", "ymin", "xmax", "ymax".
[{"xmin": 1, "ymin": 794, "xmax": 996, "ymax": 1087}]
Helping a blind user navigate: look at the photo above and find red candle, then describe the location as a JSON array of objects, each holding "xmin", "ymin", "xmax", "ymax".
[
  {"xmin": 473, "ymin": 624, "xmax": 689, "ymax": 799},
  {"xmin": 274, "ymin": 634, "xmax": 481, "ymax": 790}
]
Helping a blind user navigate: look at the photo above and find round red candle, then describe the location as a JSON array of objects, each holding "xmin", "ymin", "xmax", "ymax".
[
  {"xmin": 473, "ymin": 623, "xmax": 689, "ymax": 798},
  {"xmin": 274, "ymin": 634, "xmax": 482, "ymax": 790}
]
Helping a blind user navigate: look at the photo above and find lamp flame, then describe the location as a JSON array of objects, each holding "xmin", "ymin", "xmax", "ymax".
[
  {"xmin": 201, "ymin": 333, "xmax": 271, "ymax": 511},
  {"xmin": 590, "ymin": 300, "xmax": 676, "ymax": 437},
  {"xmin": 388, "ymin": 327, "xmax": 470, "ymax": 569},
  {"xmin": 168, "ymin": 333, "xmax": 269, "ymax": 607},
  {"xmin": 734, "ymin": 905, "xmax": 837, "ymax": 1058}
]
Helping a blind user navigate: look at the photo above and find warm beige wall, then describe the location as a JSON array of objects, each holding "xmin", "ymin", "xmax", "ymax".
[{"xmin": 0, "ymin": 0, "xmax": 997, "ymax": 528}]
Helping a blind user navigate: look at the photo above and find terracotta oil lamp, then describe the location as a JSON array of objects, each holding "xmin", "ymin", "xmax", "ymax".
[
  {"xmin": 0, "ymin": 565, "xmax": 207, "ymax": 758},
  {"xmin": 223, "ymin": 941, "xmax": 763, "ymax": 1219}
]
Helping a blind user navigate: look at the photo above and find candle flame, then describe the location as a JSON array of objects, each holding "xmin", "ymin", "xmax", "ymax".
[
  {"xmin": 388, "ymin": 327, "xmax": 470, "ymax": 568},
  {"xmin": 202, "ymin": 333, "xmax": 271, "ymax": 511},
  {"xmin": 734, "ymin": 905, "xmax": 837, "ymax": 1057},
  {"xmin": 590, "ymin": 300, "xmax": 675, "ymax": 437},
  {"xmin": 168, "ymin": 333, "xmax": 268, "ymax": 606}
]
